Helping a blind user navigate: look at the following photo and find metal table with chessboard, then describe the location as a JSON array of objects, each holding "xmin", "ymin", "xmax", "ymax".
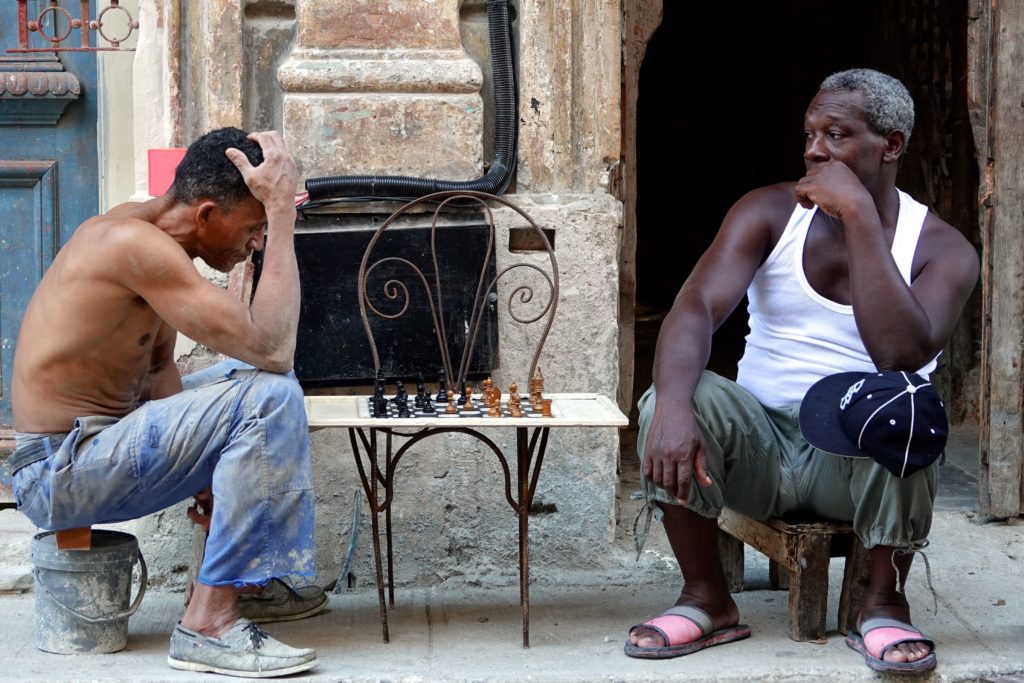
[
  {"xmin": 313, "ymin": 190, "xmax": 628, "ymax": 648},
  {"xmin": 304, "ymin": 377, "xmax": 627, "ymax": 648}
]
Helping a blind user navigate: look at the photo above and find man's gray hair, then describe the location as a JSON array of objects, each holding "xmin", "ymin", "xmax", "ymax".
[{"xmin": 820, "ymin": 68, "xmax": 915, "ymax": 152}]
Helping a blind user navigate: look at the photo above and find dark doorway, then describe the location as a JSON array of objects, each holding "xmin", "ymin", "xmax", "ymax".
[
  {"xmin": 632, "ymin": 0, "xmax": 977, "ymax": 396},
  {"xmin": 620, "ymin": 0, "xmax": 981, "ymax": 522}
]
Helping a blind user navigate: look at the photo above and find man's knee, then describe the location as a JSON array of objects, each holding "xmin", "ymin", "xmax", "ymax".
[{"xmin": 249, "ymin": 369, "xmax": 303, "ymax": 403}]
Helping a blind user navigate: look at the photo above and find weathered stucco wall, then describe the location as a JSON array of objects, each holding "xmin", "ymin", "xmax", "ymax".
[{"xmin": 123, "ymin": 0, "xmax": 626, "ymax": 589}]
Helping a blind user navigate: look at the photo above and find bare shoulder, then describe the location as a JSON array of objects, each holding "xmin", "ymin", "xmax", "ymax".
[
  {"xmin": 80, "ymin": 212, "xmax": 192, "ymax": 278},
  {"xmin": 914, "ymin": 211, "xmax": 980, "ymax": 284},
  {"xmin": 713, "ymin": 182, "xmax": 799, "ymax": 258},
  {"xmin": 727, "ymin": 182, "xmax": 798, "ymax": 220}
]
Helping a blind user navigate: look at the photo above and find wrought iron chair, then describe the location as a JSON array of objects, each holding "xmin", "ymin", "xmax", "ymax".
[{"xmin": 350, "ymin": 190, "xmax": 559, "ymax": 646}]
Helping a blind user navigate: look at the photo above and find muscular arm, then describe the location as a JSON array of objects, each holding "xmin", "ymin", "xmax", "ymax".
[
  {"xmin": 796, "ymin": 162, "xmax": 979, "ymax": 370},
  {"xmin": 114, "ymin": 132, "xmax": 301, "ymax": 373},
  {"xmin": 644, "ymin": 185, "xmax": 786, "ymax": 498}
]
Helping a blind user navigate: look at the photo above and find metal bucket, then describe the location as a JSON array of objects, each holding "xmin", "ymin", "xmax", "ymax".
[{"xmin": 31, "ymin": 530, "xmax": 147, "ymax": 654}]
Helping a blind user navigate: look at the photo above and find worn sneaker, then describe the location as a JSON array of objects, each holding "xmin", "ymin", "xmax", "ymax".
[
  {"xmin": 238, "ymin": 578, "xmax": 328, "ymax": 623},
  {"xmin": 168, "ymin": 618, "xmax": 317, "ymax": 678}
]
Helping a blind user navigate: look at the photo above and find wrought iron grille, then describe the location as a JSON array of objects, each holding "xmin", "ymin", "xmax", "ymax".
[{"xmin": 7, "ymin": 0, "xmax": 138, "ymax": 53}]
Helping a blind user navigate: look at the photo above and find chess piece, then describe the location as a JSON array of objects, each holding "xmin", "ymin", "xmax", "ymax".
[
  {"xmin": 541, "ymin": 398, "xmax": 553, "ymax": 417},
  {"xmin": 435, "ymin": 368, "xmax": 448, "ymax": 403},
  {"xmin": 422, "ymin": 397, "xmax": 436, "ymax": 414},
  {"xmin": 530, "ymin": 367, "xmax": 545, "ymax": 409},
  {"xmin": 508, "ymin": 392, "xmax": 523, "ymax": 418},
  {"xmin": 415, "ymin": 374, "xmax": 427, "ymax": 407},
  {"xmin": 507, "ymin": 382, "xmax": 519, "ymax": 412},
  {"xmin": 457, "ymin": 380, "xmax": 468, "ymax": 406},
  {"xmin": 463, "ymin": 385, "xmax": 475, "ymax": 411},
  {"xmin": 393, "ymin": 381, "xmax": 408, "ymax": 411},
  {"xmin": 481, "ymin": 378, "xmax": 493, "ymax": 407},
  {"xmin": 445, "ymin": 389, "xmax": 458, "ymax": 414},
  {"xmin": 374, "ymin": 368, "xmax": 386, "ymax": 398},
  {"xmin": 487, "ymin": 402, "xmax": 501, "ymax": 417}
]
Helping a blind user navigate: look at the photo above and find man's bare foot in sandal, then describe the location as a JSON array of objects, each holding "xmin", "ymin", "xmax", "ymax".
[
  {"xmin": 845, "ymin": 547, "xmax": 936, "ymax": 674},
  {"xmin": 625, "ymin": 504, "xmax": 751, "ymax": 659},
  {"xmin": 626, "ymin": 590, "xmax": 749, "ymax": 659}
]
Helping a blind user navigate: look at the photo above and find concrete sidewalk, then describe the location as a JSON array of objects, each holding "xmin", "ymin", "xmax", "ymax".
[{"xmin": 0, "ymin": 429, "xmax": 1021, "ymax": 682}]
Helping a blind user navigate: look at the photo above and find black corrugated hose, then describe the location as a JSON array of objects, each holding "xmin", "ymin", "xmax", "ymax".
[{"xmin": 302, "ymin": 0, "xmax": 518, "ymax": 205}]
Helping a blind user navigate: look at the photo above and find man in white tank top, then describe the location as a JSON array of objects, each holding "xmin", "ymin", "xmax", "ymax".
[{"xmin": 626, "ymin": 70, "xmax": 978, "ymax": 673}]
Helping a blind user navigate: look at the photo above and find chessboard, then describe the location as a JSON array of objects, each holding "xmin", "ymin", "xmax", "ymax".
[{"xmin": 366, "ymin": 395, "xmax": 552, "ymax": 419}]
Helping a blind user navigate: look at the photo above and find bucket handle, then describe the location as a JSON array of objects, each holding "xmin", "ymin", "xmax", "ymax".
[{"xmin": 34, "ymin": 549, "xmax": 148, "ymax": 625}]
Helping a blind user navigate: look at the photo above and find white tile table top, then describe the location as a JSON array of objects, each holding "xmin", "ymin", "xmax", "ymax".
[{"xmin": 305, "ymin": 393, "xmax": 628, "ymax": 428}]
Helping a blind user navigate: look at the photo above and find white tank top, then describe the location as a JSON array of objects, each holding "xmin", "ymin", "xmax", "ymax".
[{"xmin": 735, "ymin": 189, "xmax": 938, "ymax": 408}]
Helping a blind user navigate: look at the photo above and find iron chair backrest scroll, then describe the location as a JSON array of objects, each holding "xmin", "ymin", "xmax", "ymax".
[{"xmin": 356, "ymin": 191, "xmax": 559, "ymax": 393}]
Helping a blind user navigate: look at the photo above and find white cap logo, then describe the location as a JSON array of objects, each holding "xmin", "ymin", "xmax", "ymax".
[{"xmin": 839, "ymin": 379, "xmax": 865, "ymax": 410}]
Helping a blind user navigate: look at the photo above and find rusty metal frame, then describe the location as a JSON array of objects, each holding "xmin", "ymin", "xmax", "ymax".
[
  {"xmin": 8, "ymin": 1, "xmax": 138, "ymax": 53},
  {"xmin": 350, "ymin": 191, "xmax": 559, "ymax": 647}
]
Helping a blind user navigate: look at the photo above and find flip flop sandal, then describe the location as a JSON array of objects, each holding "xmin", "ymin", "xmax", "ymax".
[
  {"xmin": 624, "ymin": 604, "xmax": 751, "ymax": 659},
  {"xmin": 846, "ymin": 617, "xmax": 937, "ymax": 674}
]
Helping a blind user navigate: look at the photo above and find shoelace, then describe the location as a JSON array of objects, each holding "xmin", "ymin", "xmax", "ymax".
[
  {"xmin": 891, "ymin": 541, "xmax": 939, "ymax": 614},
  {"xmin": 243, "ymin": 621, "xmax": 269, "ymax": 650}
]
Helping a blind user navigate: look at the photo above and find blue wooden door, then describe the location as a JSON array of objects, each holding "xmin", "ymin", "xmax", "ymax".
[{"xmin": 0, "ymin": 1, "xmax": 98, "ymax": 429}]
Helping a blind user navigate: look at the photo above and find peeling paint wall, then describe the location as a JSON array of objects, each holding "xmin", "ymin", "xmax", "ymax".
[{"xmin": 124, "ymin": 0, "xmax": 626, "ymax": 590}]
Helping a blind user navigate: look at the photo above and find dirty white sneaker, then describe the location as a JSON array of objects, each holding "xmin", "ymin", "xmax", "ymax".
[
  {"xmin": 238, "ymin": 578, "xmax": 328, "ymax": 623},
  {"xmin": 167, "ymin": 618, "xmax": 317, "ymax": 678}
]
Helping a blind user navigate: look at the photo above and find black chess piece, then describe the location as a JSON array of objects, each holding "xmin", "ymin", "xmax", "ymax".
[
  {"xmin": 435, "ymin": 368, "xmax": 448, "ymax": 403},
  {"xmin": 422, "ymin": 398, "xmax": 435, "ymax": 414},
  {"xmin": 397, "ymin": 400, "xmax": 410, "ymax": 418},
  {"xmin": 374, "ymin": 395, "xmax": 389, "ymax": 418},
  {"xmin": 393, "ymin": 381, "xmax": 409, "ymax": 411},
  {"xmin": 457, "ymin": 380, "xmax": 468, "ymax": 406},
  {"xmin": 374, "ymin": 369, "xmax": 386, "ymax": 398},
  {"xmin": 414, "ymin": 374, "xmax": 426, "ymax": 408}
]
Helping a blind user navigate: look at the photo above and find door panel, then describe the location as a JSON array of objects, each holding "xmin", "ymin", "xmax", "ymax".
[{"xmin": 0, "ymin": 0, "xmax": 98, "ymax": 429}]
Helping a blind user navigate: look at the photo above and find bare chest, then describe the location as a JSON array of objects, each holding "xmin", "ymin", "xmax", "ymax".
[{"xmin": 801, "ymin": 214, "xmax": 896, "ymax": 306}]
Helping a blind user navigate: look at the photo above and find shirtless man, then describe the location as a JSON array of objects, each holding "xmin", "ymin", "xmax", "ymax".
[
  {"xmin": 10, "ymin": 128, "xmax": 322, "ymax": 678},
  {"xmin": 625, "ymin": 69, "xmax": 978, "ymax": 674}
]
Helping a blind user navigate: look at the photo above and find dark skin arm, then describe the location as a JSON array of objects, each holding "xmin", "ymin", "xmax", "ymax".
[
  {"xmin": 795, "ymin": 160, "xmax": 979, "ymax": 371},
  {"xmin": 644, "ymin": 185, "xmax": 792, "ymax": 500}
]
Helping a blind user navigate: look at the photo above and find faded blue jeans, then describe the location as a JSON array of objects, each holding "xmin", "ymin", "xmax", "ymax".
[{"xmin": 11, "ymin": 359, "xmax": 315, "ymax": 587}]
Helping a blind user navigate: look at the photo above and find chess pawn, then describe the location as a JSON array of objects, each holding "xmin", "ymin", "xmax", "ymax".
[
  {"xmin": 507, "ymin": 382, "xmax": 519, "ymax": 412},
  {"xmin": 508, "ymin": 393, "xmax": 523, "ymax": 418},
  {"xmin": 415, "ymin": 374, "xmax": 427, "ymax": 407},
  {"xmin": 445, "ymin": 389, "xmax": 458, "ymax": 414},
  {"xmin": 487, "ymin": 401, "xmax": 501, "ymax": 417},
  {"xmin": 463, "ymin": 385, "xmax": 475, "ymax": 411}
]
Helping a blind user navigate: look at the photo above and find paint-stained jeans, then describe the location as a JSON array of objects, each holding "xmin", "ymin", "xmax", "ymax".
[{"xmin": 11, "ymin": 359, "xmax": 315, "ymax": 587}]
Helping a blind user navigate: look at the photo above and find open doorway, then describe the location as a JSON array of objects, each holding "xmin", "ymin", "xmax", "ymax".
[{"xmin": 620, "ymin": 0, "xmax": 981, "ymax": 520}]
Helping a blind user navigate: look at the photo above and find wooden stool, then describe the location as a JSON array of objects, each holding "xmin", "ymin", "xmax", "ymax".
[
  {"xmin": 717, "ymin": 507, "xmax": 870, "ymax": 642},
  {"xmin": 54, "ymin": 527, "xmax": 92, "ymax": 550}
]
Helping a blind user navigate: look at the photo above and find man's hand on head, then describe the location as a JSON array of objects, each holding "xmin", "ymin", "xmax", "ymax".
[{"xmin": 225, "ymin": 130, "xmax": 299, "ymax": 215}]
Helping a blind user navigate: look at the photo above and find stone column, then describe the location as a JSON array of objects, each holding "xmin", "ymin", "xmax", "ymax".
[{"xmin": 278, "ymin": 0, "xmax": 483, "ymax": 180}]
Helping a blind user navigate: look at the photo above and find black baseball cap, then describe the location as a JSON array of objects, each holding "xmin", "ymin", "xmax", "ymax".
[{"xmin": 799, "ymin": 370, "xmax": 948, "ymax": 478}]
